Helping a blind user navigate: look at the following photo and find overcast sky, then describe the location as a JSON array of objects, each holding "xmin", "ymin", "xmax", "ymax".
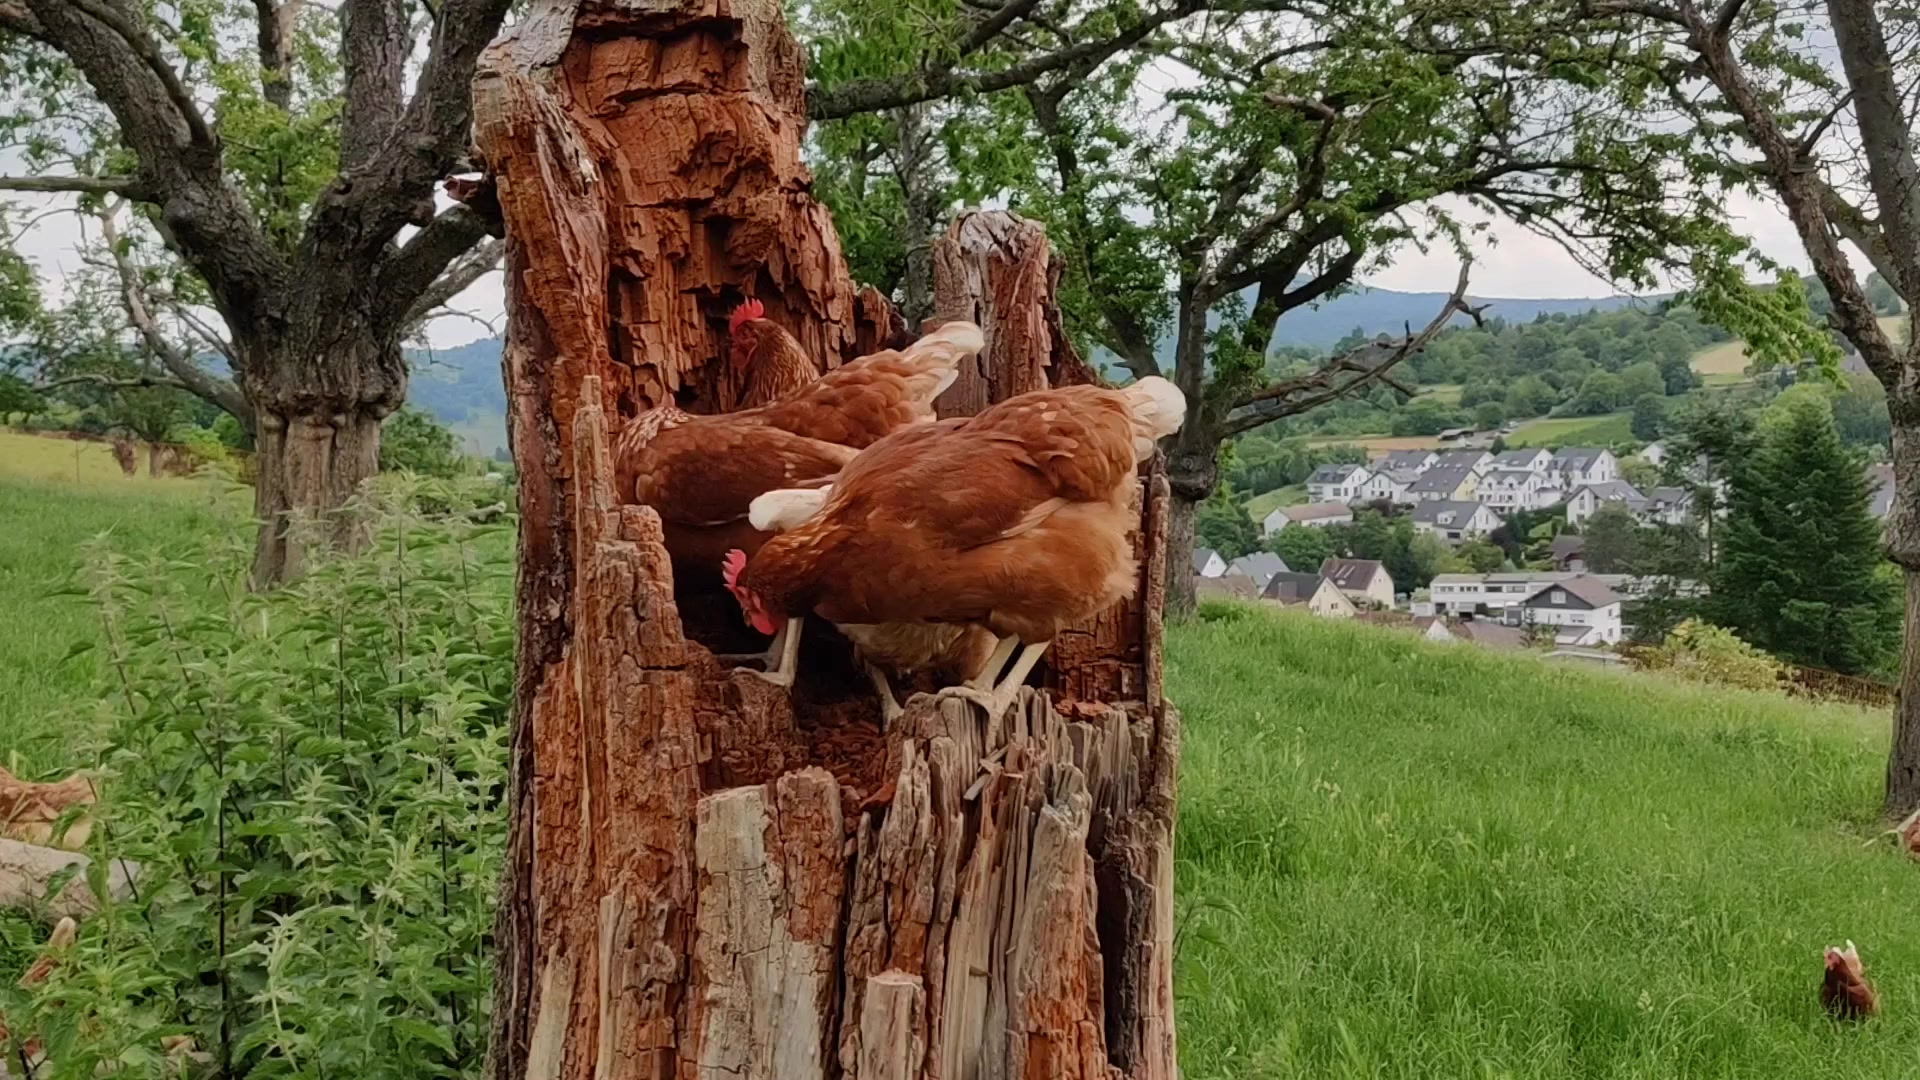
[{"xmin": 5, "ymin": 177, "xmax": 1819, "ymax": 351}]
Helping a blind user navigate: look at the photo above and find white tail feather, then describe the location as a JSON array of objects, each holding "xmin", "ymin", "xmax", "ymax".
[
  {"xmin": 900, "ymin": 321, "xmax": 984, "ymax": 400},
  {"xmin": 749, "ymin": 487, "xmax": 832, "ymax": 532},
  {"xmin": 1123, "ymin": 376, "xmax": 1187, "ymax": 460}
]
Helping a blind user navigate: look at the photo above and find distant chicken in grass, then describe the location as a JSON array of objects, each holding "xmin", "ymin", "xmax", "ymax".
[
  {"xmin": 723, "ymin": 376, "xmax": 1187, "ymax": 717},
  {"xmin": 1821, "ymin": 940, "xmax": 1880, "ymax": 1021}
]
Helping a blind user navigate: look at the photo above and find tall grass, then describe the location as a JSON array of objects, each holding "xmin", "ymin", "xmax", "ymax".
[{"xmin": 1170, "ymin": 604, "xmax": 1920, "ymax": 1078}]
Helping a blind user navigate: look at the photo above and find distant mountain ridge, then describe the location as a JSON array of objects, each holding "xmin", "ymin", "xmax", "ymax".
[{"xmin": 399, "ymin": 285, "xmax": 1662, "ymax": 456}]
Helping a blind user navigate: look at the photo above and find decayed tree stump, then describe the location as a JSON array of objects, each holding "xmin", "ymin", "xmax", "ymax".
[{"xmin": 473, "ymin": 3, "xmax": 1178, "ymax": 1078}]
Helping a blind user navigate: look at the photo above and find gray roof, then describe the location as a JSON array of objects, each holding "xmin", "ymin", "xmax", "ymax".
[
  {"xmin": 1262, "ymin": 571, "xmax": 1327, "ymax": 603},
  {"xmin": 1646, "ymin": 486, "xmax": 1693, "ymax": 509},
  {"xmin": 1552, "ymin": 447, "xmax": 1610, "ymax": 470},
  {"xmin": 1573, "ymin": 480, "xmax": 1646, "ymax": 509},
  {"xmin": 1492, "ymin": 449, "xmax": 1548, "ymax": 468},
  {"xmin": 1377, "ymin": 450, "xmax": 1435, "ymax": 469},
  {"xmin": 1322, "ymin": 557, "xmax": 1390, "ymax": 592},
  {"xmin": 1410, "ymin": 466, "xmax": 1474, "ymax": 494},
  {"xmin": 1191, "ymin": 548, "xmax": 1222, "ymax": 574},
  {"xmin": 1412, "ymin": 500, "xmax": 1486, "ymax": 526},
  {"xmin": 1523, "ymin": 575, "xmax": 1622, "ymax": 609},
  {"xmin": 1308, "ymin": 463, "xmax": 1366, "ymax": 484},
  {"xmin": 1433, "ymin": 450, "xmax": 1490, "ymax": 469},
  {"xmin": 1227, "ymin": 552, "xmax": 1290, "ymax": 586},
  {"xmin": 1549, "ymin": 534, "xmax": 1586, "ymax": 560},
  {"xmin": 1275, "ymin": 502, "xmax": 1354, "ymax": 522},
  {"xmin": 1196, "ymin": 573, "xmax": 1261, "ymax": 600},
  {"xmin": 1452, "ymin": 619, "xmax": 1530, "ymax": 650}
]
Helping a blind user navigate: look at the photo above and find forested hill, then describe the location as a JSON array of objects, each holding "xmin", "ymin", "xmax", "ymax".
[{"xmin": 400, "ymin": 286, "xmax": 1651, "ymax": 454}]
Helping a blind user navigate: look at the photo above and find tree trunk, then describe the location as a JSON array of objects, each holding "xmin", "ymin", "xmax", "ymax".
[
  {"xmin": 145, "ymin": 442, "xmax": 161, "ymax": 478},
  {"xmin": 238, "ymin": 328, "xmax": 405, "ymax": 587},
  {"xmin": 1162, "ymin": 429, "xmax": 1218, "ymax": 620},
  {"xmin": 894, "ymin": 103, "xmax": 937, "ymax": 328},
  {"xmin": 472, "ymin": 3, "xmax": 1180, "ymax": 1075},
  {"xmin": 1883, "ymin": 392, "xmax": 1920, "ymax": 815}
]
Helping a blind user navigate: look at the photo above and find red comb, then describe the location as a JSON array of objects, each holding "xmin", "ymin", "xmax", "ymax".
[
  {"xmin": 729, "ymin": 298, "xmax": 765, "ymax": 335},
  {"xmin": 721, "ymin": 549, "xmax": 748, "ymax": 589}
]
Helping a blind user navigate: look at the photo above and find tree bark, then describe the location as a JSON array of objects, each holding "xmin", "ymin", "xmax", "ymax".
[
  {"xmin": 237, "ymin": 324, "xmax": 405, "ymax": 587},
  {"xmin": 473, "ymin": 3, "xmax": 1180, "ymax": 1075},
  {"xmin": 1887, "ymin": 567, "xmax": 1920, "ymax": 814}
]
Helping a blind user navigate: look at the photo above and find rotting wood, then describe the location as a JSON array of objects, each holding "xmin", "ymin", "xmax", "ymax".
[
  {"xmin": 477, "ymin": 1, "xmax": 1179, "ymax": 1076},
  {"xmin": 0, "ymin": 839, "xmax": 139, "ymax": 919}
]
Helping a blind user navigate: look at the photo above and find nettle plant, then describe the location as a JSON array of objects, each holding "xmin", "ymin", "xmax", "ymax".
[{"xmin": 14, "ymin": 480, "xmax": 513, "ymax": 1078}]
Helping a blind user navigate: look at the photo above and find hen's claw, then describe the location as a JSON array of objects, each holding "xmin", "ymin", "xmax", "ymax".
[
  {"xmin": 732, "ymin": 617, "xmax": 803, "ymax": 690},
  {"xmin": 865, "ymin": 663, "xmax": 905, "ymax": 730}
]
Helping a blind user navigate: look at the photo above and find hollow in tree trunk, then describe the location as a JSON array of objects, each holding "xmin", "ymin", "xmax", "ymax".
[
  {"xmin": 237, "ymin": 325, "xmax": 405, "ymax": 587},
  {"xmin": 472, "ymin": 3, "xmax": 1180, "ymax": 1076}
]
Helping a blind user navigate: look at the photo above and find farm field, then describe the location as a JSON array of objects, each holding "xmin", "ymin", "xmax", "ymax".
[
  {"xmin": 9, "ymin": 455, "xmax": 1920, "ymax": 1076},
  {"xmin": 1171, "ymin": 604, "xmax": 1920, "ymax": 1078}
]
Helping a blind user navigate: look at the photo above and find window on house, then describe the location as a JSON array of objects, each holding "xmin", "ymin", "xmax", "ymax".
[{"xmin": 1551, "ymin": 590, "xmax": 1566, "ymax": 603}]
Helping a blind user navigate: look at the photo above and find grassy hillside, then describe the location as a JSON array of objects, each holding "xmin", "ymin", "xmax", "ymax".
[
  {"xmin": 1689, "ymin": 314, "xmax": 1910, "ymax": 379},
  {"xmin": 1171, "ymin": 605, "xmax": 1920, "ymax": 1078},
  {"xmin": 0, "ymin": 431, "xmax": 243, "ymax": 773}
]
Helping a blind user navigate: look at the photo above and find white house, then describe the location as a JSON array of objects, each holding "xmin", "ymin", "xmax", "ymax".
[
  {"xmin": 1429, "ymin": 571, "xmax": 1586, "ymax": 615},
  {"xmin": 1550, "ymin": 447, "xmax": 1619, "ymax": 490},
  {"xmin": 1489, "ymin": 447, "xmax": 1554, "ymax": 473},
  {"xmin": 1227, "ymin": 552, "xmax": 1290, "ymax": 589},
  {"xmin": 1640, "ymin": 441, "xmax": 1669, "ymax": 467},
  {"xmin": 1642, "ymin": 486, "xmax": 1695, "ymax": 527},
  {"xmin": 1515, "ymin": 576, "xmax": 1625, "ymax": 645},
  {"xmin": 1477, "ymin": 468, "xmax": 1561, "ymax": 512},
  {"xmin": 1411, "ymin": 500, "xmax": 1501, "ymax": 544},
  {"xmin": 1565, "ymin": 481, "xmax": 1647, "ymax": 527},
  {"xmin": 1407, "ymin": 466, "xmax": 1480, "ymax": 503},
  {"xmin": 1306, "ymin": 463, "xmax": 1371, "ymax": 503},
  {"xmin": 1322, "ymin": 558, "xmax": 1395, "ymax": 609},
  {"xmin": 1356, "ymin": 469, "xmax": 1408, "ymax": 504},
  {"xmin": 1192, "ymin": 548, "xmax": 1227, "ymax": 578},
  {"xmin": 1261, "ymin": 502, "xmax": 1354, "ymax": 536},
  {"xmin": 1262, "ymin": 572, "xmax": 1359, "ymax": 618},
  {"xmin": 1374, "ymin": 449, "xmax": 1438, "ymax": 474}
]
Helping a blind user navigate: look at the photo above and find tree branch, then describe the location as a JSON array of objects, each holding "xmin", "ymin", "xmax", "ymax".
[
  {"xmin": 808, "ymin": 0, "xmax": 1208, "ymax": 120},
  {"xmin": 1220, "ymin": 262, "xmax": 1478, "ymax": 438},
  {"xmin": 371, "ymin": 205, "xmax": 498, "ymax": 330},
  {"xmin": 35, "ymin": 371, "xmax": 191, "ymax": 393},
  {"xmin": 63, "ymin": 0, "xmax": 215, "ymax": 148},
  {"xmin": 0, "ymin": 175, "xmax": 136, "ymax": 195},
  {"xmin": 0, "ymin": 0, "xmax": 47, "ymax": 39},
  {"xmin": 958, "ymin": 0, "xmax": 1043, "ymax": 57},
  {"xmin": 1710, "ymin": 0, "xmax": 1749, "ymax": 41},
  {"xmin": 95, "ymin": 203, "xmax": 253, "ymax": 424},
  {"xmin": 340, "ymin": 0, "xmax": 410, "ymax": 170},
  {"xmin": 1827, "ymin": 0, "xmax": 1920, "ymax": 303}
]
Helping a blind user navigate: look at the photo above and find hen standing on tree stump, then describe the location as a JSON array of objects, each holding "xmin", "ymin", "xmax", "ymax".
[{"xmin": 724, "ymin": 376, "xmax": 1187, "ymax": 717}]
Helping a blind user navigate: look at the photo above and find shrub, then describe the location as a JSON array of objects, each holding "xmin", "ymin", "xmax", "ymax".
[
  {"xmin": 1640, "ymin": 618, "xmax": 1782, "ymax": 692},
  {"xmin": 12, "ymin": 490, "xmax": 514, "ymax": 1078}
]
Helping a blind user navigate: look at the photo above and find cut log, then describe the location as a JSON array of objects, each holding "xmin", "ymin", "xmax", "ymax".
[
  {"xmin": 474, "ymin": 3, "xmax": 1179, "ymax": 1078},
  {"xmin": 0, "ymin": 839, "xmax": 139, "ymax": 919}
]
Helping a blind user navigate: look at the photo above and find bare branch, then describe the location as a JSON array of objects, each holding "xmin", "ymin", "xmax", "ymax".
[
  {"xmin": 95, "ymin": 203, "xmax": 252, "ymax": 423},
  {"xmin": 1220, "ymin": 262, "xmax": 1477, "ymax": 438},
  {"xmin": 1710, "ymin": 0, "xmax": 1749, "ymax": 41},
  {"xmin": 249, "ymin": 0, "xmax": 307, "ymax": 110},
  {"xmin": 958, "ymin": 0, "xmax": 1042, "ymax": 57},
  {"xmin": 1828, "ymin": 0, "xmax": 1920, "ymax": 302},
  {"xmin": 35, "ymin": 371, "xmax": 191, "ymax": 393},
  {"xmin": 1793, "ymin": 88, "xmax": 1854, "ymax": 156},
  {"xmin": 0, "ymin": 175, "xmax": 136, "ymax": 195},
  {"xmin": 401, "ymin": 237, "xmax": 503, "ymax": 331}
]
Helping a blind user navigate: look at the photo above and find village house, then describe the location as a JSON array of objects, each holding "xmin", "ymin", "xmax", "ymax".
[
  {"xmin": 1642, "ymin": 486, "xmax": 1696, "ymax": 528},
  {"xmin": 1477, "ymin": 468, "xmax": 1562, "ymax": 512},
  {"xmin": 1195, "ymin": 573, "xmax": 1261, "ymax": 601},
  {"xmin": 1548, "ymin": 534, "xmax": 1587, "ymax": 572},
  {"xmin": 1355, "ymin": 469, "xmax": 1409, "ymax": 504},
  {"xmin": 1428, "ymin": 571, "xmax": 1585, "ymax": 615},
  {"xmin": 1192, "ymin": 548, "xmax": 1227, "ymax": 578},
  {"xmin": 1414, "ymin": 616, "xmax": 1531, "ymax": 651},
  {"xmin": 1550, "ymin": 447, "xmax": 1619, "ymax": 490},
  {"xmin": 1306, "ymin": 463, "xmax": 1371, "ymax": 503},
  {"xmin": 1262, "ymin": 571, "xmax": 1358, "ymax": 618},
  {"xmin": 1407, "ymin": 465, "xmax": 1480, "ymax": 503},
  {"xmin": 1870, "ymin": 462, "xmax": 1894, "ymax": 521},
  {"xmin": 1322, "ymin": 557, "xmax": 1396, "ymax": 609},
  {"xmin": 1411, "ymin": 500, "xmax": 1501, "ymax": 544},
  {"xmin": 1261, "ymin": 502, "xmax": 1354, "ymax": 536},
  {"xmin": 1564, "ymin": 480, "xmax": 1647, "ymax": 527},
  {"xmin": 1374, "ymin": 449, "xmax": 1438, "ymax": 474},
  {"xmin": 1226, "ymin": 552, "xmax": 1290, "ymax": 589},
  {"xmin": 1515, "ymin": 575, "xmax": 1625, "ymax": 646},
  {"xmin": 1432, "ymin": 449, "xmax": 1495, "ymax": 476},
  {"xmin": 1490, "ymin": 447, "xmax": 1555, "ymax": 473},
  {"xmin": 1640, "ymin": 441, "xmax": 1669, "ymax": 468}
]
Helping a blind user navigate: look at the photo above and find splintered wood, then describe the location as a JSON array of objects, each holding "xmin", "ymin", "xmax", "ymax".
[{"xmin": 478, "ymin": 1, "xmax": 1180, "ymax": 1077}]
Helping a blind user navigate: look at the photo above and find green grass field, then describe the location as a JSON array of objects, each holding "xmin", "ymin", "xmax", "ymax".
[
  {"xmin": 1507, "ymin": 410, "xmax": 1635, "ymax": 448},
  {"xmin": 9, "ymin": 446, "xmax": 1920, "ymax": 1076},
  {"xmin": 1172, "ymin": 605, "xmax": 1920, "ymax": 1078},
  {"xmin": 0, "ymin": 431, "xmax": 242, "ymax": 774},
  {"xmin": 1245, "ymin": 484, "xmax": 1307, "ymax": 522}
]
